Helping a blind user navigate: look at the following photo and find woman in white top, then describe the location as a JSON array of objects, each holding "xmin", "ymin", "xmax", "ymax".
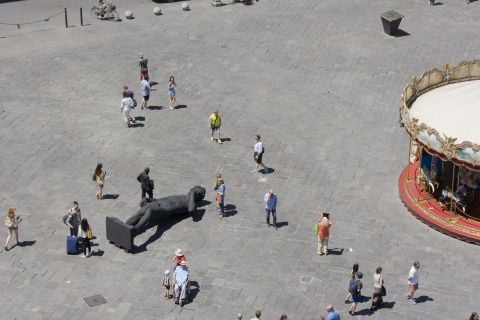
[
  {"xmin": 4, "ymin": 207, "xmax": 22, "ymax": 251},
  {"xmin": 121, "ymin": 91, "xmax": 134, "ymax": 127},
  {"xmin": 371, "ymin": 266, "xmax": 384, "ymax": 310}
]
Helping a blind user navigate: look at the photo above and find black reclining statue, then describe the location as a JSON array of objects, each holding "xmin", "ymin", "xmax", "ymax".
[{"xmin": 106, "ymin": 186, "xmax": 206, "ymax": 252}]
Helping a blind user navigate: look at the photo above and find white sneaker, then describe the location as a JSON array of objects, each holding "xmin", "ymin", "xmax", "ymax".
[
  {"xmin": 211, "ymin": 137, "xmax": 214, "ymax": 141},
  {"xmin": 80, "ymin": 254, "xmax": 86, "ymax": 258},
  {"xmin": 217, "ymin": 139, "xmax": 222, "ymax": 144}
]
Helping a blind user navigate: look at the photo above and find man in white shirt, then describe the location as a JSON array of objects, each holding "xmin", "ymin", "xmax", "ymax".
[
  {"xmin": 252, "ymin": 134, "xmax": 269, "ymax": 173},
  {"xmin": 407, "ymin": 261, "xmax": 420, "ymax": 304}
]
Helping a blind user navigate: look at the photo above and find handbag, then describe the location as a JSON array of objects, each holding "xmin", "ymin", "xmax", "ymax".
[
  {"xmin": 87, "ymin": 227, "xmax": 93, "ymax": 240},
  {"xmin": 381, "ymin": 285, "xmax": 386, "ymax": 297}
]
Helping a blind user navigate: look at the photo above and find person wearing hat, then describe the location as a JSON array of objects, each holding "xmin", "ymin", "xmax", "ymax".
[
  {"xmin": 173, "ymin": 260, "xmax": 189, "ymax": 306},
  {"xmin": 325, "ymin": 304, "xmax": 340, "ymax": 320},
  {"xmin": 349, "ymin": 272, "xmax": 363, "ymax": 315},
  {"xmin": 138, "ymin": 53, "xmax": 149, "ymax": 81},
  {"xmin": 208, "ymin": 110, "xmax": 222, "ymax": 143},
  {"xmin": 172, "ymin": 249, "xmax": 187, "ymax": 267}
]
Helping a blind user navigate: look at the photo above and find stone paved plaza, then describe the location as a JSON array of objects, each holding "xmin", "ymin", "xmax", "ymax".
[{"xmin": 1, "ymin": 0, "xmax": 480, "ymax": 319}]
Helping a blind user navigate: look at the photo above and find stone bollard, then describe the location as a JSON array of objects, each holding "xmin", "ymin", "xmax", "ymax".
[
  {"xmin": 125, "ymin": 10, "xmax": 134, "ymax": 19},
  {"xmin": 153, "ymin": 7, "xmax": 162, "ymax": 15},
  {"xmin": 182, "ymin": 2, "xmax": 190, "ymax": 11}
]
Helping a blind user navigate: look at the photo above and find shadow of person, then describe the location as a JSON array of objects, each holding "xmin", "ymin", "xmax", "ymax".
[
  {"xmin": 185, "ymin": 280, "xmax": 200, "ymax": 304},
  {"xmin": 414, "ymin": 295, "xmax": 434, "ymax": 303},
  {"xmin": 223, "ymin": 204, "xmax": 237, "ymax": 217},
  {"xmin": 275, "ymin": 221, "xmax": 288, "ymax": 228},
  {"xmin": 129, "ymin": 123, "xmax": 144, "ymax": 128},
  {"xmin": 148, "ymin": 105, "xmax": 164, "ymax": 110},
  {"xmin": 102, "ymin": 194, "xmax": 119, "ymax": 200},
  {"xmin": 91, "ymin": 249, "xmax": 105, "ymax": 257},
  {"xmin": 261, "ymin": 168, "xmax": 275, "ymax": 174},
  {"xmin": 379, "ymin": 301, "xmax": 395, "ymax": 309},
  {"xmin": 134, "ymin": 116, "xmax": 145, "ymax": 122},
  {"xmin": 174, "ymin": 105, "xmax": 187, "ymax": 110},
  {"xmin": 17, "ymin": 240, "xmax": 36, "ymax": 247},
  {"xmin": 327, "ymin": 247, "xmax": 344, "ymax": 255}
]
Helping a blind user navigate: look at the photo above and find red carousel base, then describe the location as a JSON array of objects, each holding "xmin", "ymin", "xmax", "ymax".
[{"xmin": 399, "ymin": 162, "xmax": 480, "ymax": 244}]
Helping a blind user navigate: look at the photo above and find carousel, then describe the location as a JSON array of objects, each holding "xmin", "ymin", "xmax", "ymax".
[{"xmin": 399, "ymin": 60, "xmax": 480, "ymax": 244}]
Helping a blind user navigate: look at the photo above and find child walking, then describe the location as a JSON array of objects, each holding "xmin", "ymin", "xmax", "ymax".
[
  {"xmin": 168, "ymin": 76, "xmax": 176, "ymax": 110},
  {"xmin": 163, "ymin": 270, "xmax": 172, "ymax": 298}
]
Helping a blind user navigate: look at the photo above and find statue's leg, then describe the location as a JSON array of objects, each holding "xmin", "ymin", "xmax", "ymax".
[
  {"xmin": 133, "ymin": 208, "xmax": 153, "ymax": 230},
  {"xmin": 125, "ymin": 211, "xmax": 144, "ymax": 226}
]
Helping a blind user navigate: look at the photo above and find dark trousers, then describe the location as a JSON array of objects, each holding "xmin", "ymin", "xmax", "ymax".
[
  {"xmin": 141, "ymin": 188, "xmax": 153, "ymax": 200},
  {"xmin": 82, "ymin": 237, "xmax": 91, "ymax": 255},
  {"xmin": 70, "ymin": 227, "xmax": 77, "ymax": 237},
  {"xmin": 266, "ymin": 209, "xmax": 276, "ymax": 226}
]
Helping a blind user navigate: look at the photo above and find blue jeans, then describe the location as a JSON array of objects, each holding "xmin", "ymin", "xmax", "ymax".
[{"xmin": 217, "ymin": 199, "xmax": 224, "ymax": 215}]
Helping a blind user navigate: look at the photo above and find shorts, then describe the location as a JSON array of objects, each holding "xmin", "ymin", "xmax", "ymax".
[
  {"xmin": 211, "ymin": 125, "xmax": 220, "ymax": 132},
  {"xmin": 168, "ymin": 88, "xmax": 176, "ymax": 95},
  {"xmin": 140, "ymin": 69, "xmax": 148, "ymax": 78},
  {"xmin": 97, "ymin": 183, "xmax": 104, "ymax": 187},
  {"xmin": 143, "ymin": 95, "xmax": 150, "ymax": 101},
  {"xmin": 254, "ymin": 152, "xmax": 263, "ymax": 164},
  {"xmin": 352, "ymin": 294, "xmax": 362, "ymax": 303},
  {"xmin": 409, "ymin": 283, "xmax": 419, "ymax": 290}
]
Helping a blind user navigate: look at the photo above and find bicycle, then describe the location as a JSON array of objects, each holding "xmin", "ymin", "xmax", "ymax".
[{"xmin": 91, "ymin": 2, "xmax": 119, "ymax": 21}]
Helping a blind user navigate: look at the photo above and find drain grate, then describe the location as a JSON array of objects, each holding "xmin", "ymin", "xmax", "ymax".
[{"xmin": 83, "ymin": 294, "xmax": 107, "ymax": 307}]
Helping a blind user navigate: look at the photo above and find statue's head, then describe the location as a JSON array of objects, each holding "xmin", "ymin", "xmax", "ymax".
[{"xmin": 191, "ymin": 186, "xmax": 206, "ymax": 202}]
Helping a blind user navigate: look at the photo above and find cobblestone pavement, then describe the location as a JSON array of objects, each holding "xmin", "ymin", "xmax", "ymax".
[{"xmin": 1, "ymin": 0, "xmax": 480, "ymax": 319}]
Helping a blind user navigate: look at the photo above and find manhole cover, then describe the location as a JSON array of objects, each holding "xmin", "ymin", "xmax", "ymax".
[{"xmin": 83, "ymin": 294, "xmax": 107, "ymax": 307}]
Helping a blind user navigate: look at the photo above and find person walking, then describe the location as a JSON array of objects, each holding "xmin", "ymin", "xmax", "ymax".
[
  {"xmin": 208, "ymin": 110, "xmax": 222, "ymax": 143},
  {"xmin": 315, "ymin": 212, "xmax": 332, "ymax": 255},
  {"xmin": 137, "ymin": 167, "xmax": 154, "ymax": 199},
  {"xmin": 407, "ymin": 261, "xmax": 421, "ymax": 304},
  {"xmin": 253, "ymin": 134, "xmax": 268, "ymax": 173},
  {"xmin": 93, "ymin": 163, "xmax": 106, "ymax": 199},
  {"xmin": 66, "ymin": 201, "xmax": 82, "ymax": 237},
  {"xmin": 345, "ymin": 263, "xmax": 359, "ymax": 302},
  {"xmin": 4, "ymin": 207, "xmax": 22, "ymax": 251},
  {"xmin": 121, "ymin": 91, "xmax": 135, "ymax": 127},
  {"xmin": 370, "ymin": 267, "xmax": 384, "ymax": 311},
  {"xmin": 138, "ymin": 53, "xmax": 149, "ymax": 81},
  {"xmin": 470, "ymin": 313, "xmax": 480, "ymax": 320},
  {"xmin": 140, "ymin": 76, "xmax": 151, "ymax": 110},
  {"xmin": 173, "ymin": 260, "xmax": 189, "ymax": 306},
  {"xmin": 168, "ymin": 76, "xmax": 176, "ymax": 110},
  {"xmin": 264, "ymin": 189, "xmax": 277, "ymax": 229},
  {"xmin": 123, "ymin": 85, "xmax": 137, "ymax": 121},
  {"xmin": 279, "ymin": 315, "xmax": 288, "ymax": 320},
  {"xmin": 214, "ymin": 174, "xmax": 226, "ymax": 218},
  {"xmin": 250, "ymin": 310, "xmax": 262, "ymax": 320},
  {"xmin": 163, "ymin": 270, "xmax": 172, "ymax": 299},
  {"xmin": 348, "ymin": 271, "xmax": 363, "ymax": 315},
  {"xmin": 172, "ymin": 249, "xmax": 187, "ymax": 269},
  {"xmin": 325, "ymin": 305, "xmax": 340, "ymax": 320},
  {"xmin": 78, "ymin": 218, "xmax": 92, "ymax": 258}
]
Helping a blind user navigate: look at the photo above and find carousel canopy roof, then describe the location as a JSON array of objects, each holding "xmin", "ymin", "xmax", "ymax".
[
  {"xmin": 409, "ymin": 80, "xmax": 480, "ymax": 144},
  {"xmin": 400, "ymin": 60, "xmax": 480, "ymax": 168}
]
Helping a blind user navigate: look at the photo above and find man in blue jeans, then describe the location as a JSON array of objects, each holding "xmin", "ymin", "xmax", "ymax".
[
  {"xmin": 264, "ymin": 189, "xmax": 277, "ymax": 229},
  {"xmin": 326, "ymin": 304, "xmax": 340, "ymax": 320}
]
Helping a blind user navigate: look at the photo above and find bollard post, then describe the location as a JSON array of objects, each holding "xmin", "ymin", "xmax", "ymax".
[
  {"xmin": 80, "ymin": 8, "xmax": 83, "ymax": 26},
  {"xmin": 64, "ymin": 8, "xmax": 68, "ymax": 28}
]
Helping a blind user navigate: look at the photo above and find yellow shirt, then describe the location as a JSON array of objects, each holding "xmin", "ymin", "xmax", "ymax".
[{"xmin": 209, "ymin": 113, "xmax": 221, "ymax": 127}]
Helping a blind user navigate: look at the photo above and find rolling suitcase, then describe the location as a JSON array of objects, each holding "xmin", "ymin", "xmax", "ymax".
[{"xmin": 67, "ymin": 236, "xmax": 79, "ymax": 255}]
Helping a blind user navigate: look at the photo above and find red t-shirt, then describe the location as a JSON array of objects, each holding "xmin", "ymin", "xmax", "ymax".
[{"xmin": 175, "ymin": 255, "xmax": 186, "ymax": 266}]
